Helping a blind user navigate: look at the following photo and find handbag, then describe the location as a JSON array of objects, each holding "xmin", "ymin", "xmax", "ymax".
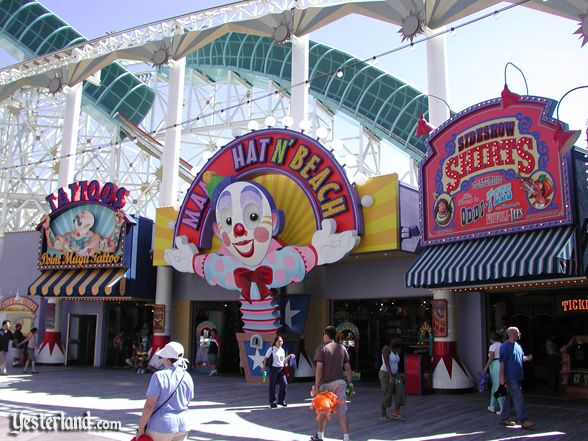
[
  {"xmin": 265, "ymin": 349, "xmax": 274, "ymax": 368},
  {"xmin": 132, "ymin": 372, "xmax": 186, "ymax": 441}
]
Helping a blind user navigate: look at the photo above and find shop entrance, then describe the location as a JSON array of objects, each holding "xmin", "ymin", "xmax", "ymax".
[
  {"xmin": 66, "ymin": 314, "xmax": 97, "ymax": 366},
  {"xmin": 190, "ymin": 301, "xmax": 241, "ymax": 374},
  {"xmin": 333, "ymin": 298, "xmax": 432, "ymax": 381},
  {"xmin": 104, "ymin": 302, "xmax": 153, "ymax": 367},
  {"xmin": 487, "ymin": 291, "xmax": 588, "ymax": 395}
]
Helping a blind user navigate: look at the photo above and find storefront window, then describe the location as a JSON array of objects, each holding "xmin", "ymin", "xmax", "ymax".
[{"xmin": 333, "ymin": 298, "xmax": 432, "ymax": 380}]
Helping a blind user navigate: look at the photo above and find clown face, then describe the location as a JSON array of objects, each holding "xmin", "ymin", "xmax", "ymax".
[
  {"xmin": 73, "ymin": 210, "xmax": 95, "ymax": 237},
  {"xmin": 214, "ymin": 181, "xmax": 281, "ymax": 266}
]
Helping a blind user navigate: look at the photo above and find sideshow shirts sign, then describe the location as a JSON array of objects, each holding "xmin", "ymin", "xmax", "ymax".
[{"xmin": 420, "ymin": 97, "xmax": 573, "ymax": 244}]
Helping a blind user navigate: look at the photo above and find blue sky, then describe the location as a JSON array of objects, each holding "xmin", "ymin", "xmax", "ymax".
[{"xmin": 0, "ymin": 0, "xmax": 586, "ymax": 147}]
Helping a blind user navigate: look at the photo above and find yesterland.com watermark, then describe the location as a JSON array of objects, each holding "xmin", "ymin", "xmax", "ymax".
[{"xmin": 8, "ymin": 411, "xmax": 121, "ymax": 436}]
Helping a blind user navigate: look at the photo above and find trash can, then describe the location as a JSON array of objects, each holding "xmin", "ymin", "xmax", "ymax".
[{"xmin": 405, "ymin": 354, "xmax": 432, "ymax": 395}]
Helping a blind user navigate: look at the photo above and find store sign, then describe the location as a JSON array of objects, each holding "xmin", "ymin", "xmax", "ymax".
[
  {"xmin": 153, "ymin": 304, "xmax": 165, "ymax": 333},
  {"xmin": 176, "ymin": 128, "xmax": 363, "ymax": 249},
  {"xmin": 0, "ymin": 296, "xmax": 38, "ymax": 314},
  {"xmin": 168, "ymin": 128, "xmax": 362, "ymax": 334},
  {"xmin": 420, "ymin": 97, "xmax": 573, "ymax": 244},
  {"xmin": 557, "ymin": 296, "xmax": 588, "ymax": 315},
  {"xmin": 37, "ymin": 180, "xmax": 129, "ymax": 269}
]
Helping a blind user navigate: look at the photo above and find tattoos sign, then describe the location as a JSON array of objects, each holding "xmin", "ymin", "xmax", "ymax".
[{"xmin": 36, "ymin": 180, "xmax": 130, "ymax": 270}]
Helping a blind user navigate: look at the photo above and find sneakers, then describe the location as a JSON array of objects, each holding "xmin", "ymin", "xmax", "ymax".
[
  {"xmin": 390, "ymin": 414, "xmax": 407, "ymax": 421},
  {"xmin": 270, "ymin": 403, "xmax": 278, "ymax": 408},
  {"xmin": 278, "ymin": 402, "xmax": 287, "ymax": 407},
  {"xmin": 500, "ymin": 420, "xmax": 516, "ymax": 427},
  {"xmin": 522, "ymin": 420, "xmax": 535, "ymax": 430},
  {"xmin": 309, "ymin": 434, "xmax": 323, "ymax": 441},
  {"xmin": 487, "ymin": 406, "xmax": 496, "ymax": 413}
]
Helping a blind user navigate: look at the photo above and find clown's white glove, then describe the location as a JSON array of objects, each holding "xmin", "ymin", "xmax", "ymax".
[
  {"xmin": 164, "ymin": 236, "xmax": 198, "ymax": 273},
  {"xmin": 311, "ymin": 219, "xmax": 360, "ymax": 265}
]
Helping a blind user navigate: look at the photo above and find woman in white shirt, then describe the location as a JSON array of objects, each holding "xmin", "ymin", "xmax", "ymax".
[
  {"xmin": 263, "ymin": 335, "xmax": 294, "ymax": 408},
  {"xmin": 379, "ymin": 339, "xmax": 406, "ymax": 420},
  {"xmin": 482, "ymin": 332, "xmax": 503, "ymax": 414}
]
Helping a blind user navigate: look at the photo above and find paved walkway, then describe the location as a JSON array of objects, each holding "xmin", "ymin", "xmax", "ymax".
[{"xmin": 0, "ymin": 366, "xmax": 586, "ymax": 440}]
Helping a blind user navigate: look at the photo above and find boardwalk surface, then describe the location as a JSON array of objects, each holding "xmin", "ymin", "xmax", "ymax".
[{"xmin": 0, "ymin": 366, "xmax": 586, "ymax": 440}]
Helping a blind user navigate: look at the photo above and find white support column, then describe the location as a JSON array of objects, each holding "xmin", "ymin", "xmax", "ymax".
[
  {"xmin": 59, "ymin": 83, "xmax": 82, "ymax": 188},
  {"xmin": 425, "ymin": 28, "xmax": 450, "ymax": 126},
  {"xmin": 151, "ymin": 56, "xmax": 186, "ymax": 359},
  {"xmin": 39, "ymin": 82, "xmax": 82, "ymax": 365},
  {"xmin": 431, "ymin": 290, "xmax": 473, "ymax": 390},
  {"xmin": 291, "ymin": 34, "xmax": 309, "ymax": 129},
  {"xmin": 159, "ymin": 57, "xmax": 186, "ymax": 207}
]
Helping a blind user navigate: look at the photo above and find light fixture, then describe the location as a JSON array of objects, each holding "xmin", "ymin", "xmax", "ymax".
[
  {"xmin": 331, "ymin": 138, "xmax": 344, "ymax": 151},
  {"xmin": 282, "ymin": 115, "xmax": 294, "ymax": 129},
  {"xmin": 316, "ymin": 126, "xmax": 329, "ymax": 140},
  {"xmin": 264, "ymin": 116, "xmax": 276, "ymax": 128},
  {"xmin": 361, "ymin": 195, "xmax": 374, "ymax": 208},
  {"xmin": 553, "ymin": 85, "xmax": 587, "ymax": 155},
  {"xmin": 500, "ymin": 62, "xmax": 528, "ymax": 109},
  {"xmin": 414, "ymin": 94, "xmax": 452, "ymax": 137},
  {"xmin": 298, "ymin": 119, "xmax": 311, "ymax": 133},
  {"xmin": 247, "ymin": 120, "xmax": 259, "ymax": 131},
  {"xmin": 354, "ymin": 171, "xmax": 368, "ymax": 186},
  {"xmin": 336, "ymin": 69, "xmax": 344, "ymax": 78}
]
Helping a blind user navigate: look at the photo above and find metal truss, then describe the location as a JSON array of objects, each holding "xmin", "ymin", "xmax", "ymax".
[{"xmin": 0, "ymin": 57, "xmax": 389, "ymax": 233}]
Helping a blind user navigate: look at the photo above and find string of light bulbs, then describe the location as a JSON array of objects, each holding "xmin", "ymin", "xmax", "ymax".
[{"xmin": 0, "ymin": 0, "xmax": 532, "ymax": 173}]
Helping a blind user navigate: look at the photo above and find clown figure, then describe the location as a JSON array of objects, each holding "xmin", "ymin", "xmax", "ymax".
[
  {"xmin": 165, "ymin": 179, "xmax": 360, "ymax": 333},
  {"xmin": 41, "ymin": 210, "xmax": 125, "ymax": 257}
]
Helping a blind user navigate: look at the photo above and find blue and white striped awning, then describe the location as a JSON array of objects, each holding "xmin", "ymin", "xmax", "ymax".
[{"xmin": 405, "ymin": 226, "xmax": 580, "ymax": 288}]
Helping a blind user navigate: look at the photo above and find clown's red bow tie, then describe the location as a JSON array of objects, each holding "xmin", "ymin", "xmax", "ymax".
[{"xmin": 234, "ymin": 266, "xmax": 273, "ymax": 303}]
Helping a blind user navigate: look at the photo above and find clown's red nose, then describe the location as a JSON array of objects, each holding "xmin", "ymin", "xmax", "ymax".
[{"xmin": 233, "ymin": 223, "xmax": 246, "ymax": 237}]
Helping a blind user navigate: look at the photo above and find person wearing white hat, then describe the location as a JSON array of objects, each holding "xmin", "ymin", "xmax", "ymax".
[{"xmin": 137, "ymin": 342, "xmax": 194, "ymax": 441}]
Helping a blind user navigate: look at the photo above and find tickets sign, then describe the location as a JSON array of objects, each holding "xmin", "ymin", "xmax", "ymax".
[{"xmin": 420, "ymin": 97, "xmax": 573, "ymax": 244}]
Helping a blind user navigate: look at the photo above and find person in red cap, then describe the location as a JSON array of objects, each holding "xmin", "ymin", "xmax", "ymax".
[{"xmin": 136, "ymin": 341, "xmax": 194, "ymax": 441}]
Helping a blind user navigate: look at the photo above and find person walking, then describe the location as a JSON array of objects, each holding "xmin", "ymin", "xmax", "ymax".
[
  {"xmin": 310, "ymin": 325, "xmax": 353, "ymax": 441},
  {"xmin": 0, "ymin": 320, "xmax": 13, "ymax": 375},
  {"xmin": 208, "ymin": 328, "xmax": 220, "ymax": 376},
  {"xmin": 136, "ymin": 341, "xmax": 194, "ymax": 441},
  {"xmin": 499, "ymin": 327, "xmax": 534, "ymax": 430},
  {"xmin": 482, "ymin": 332, "xmax": 503, "ymax": 414},
  {"xmin": 12, "ymin": 323, "xmax": 25, "ymax": 367},
  {"xmin": 545, "ymin": 333, "xmax": 561, "ymax": 389},
  {"xmin": 263, "ymin": 335, "xmax": 294, "ymax": 408},
  {"xmin": 379, "ymin": 338, "xmax": 406, "ymax": 421},
  {"xmin": 21, "ymin": 327, "xmax": 39, "ymax": 374}
]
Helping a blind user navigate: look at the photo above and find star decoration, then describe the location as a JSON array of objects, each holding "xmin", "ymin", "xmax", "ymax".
[
  {"xmin": 284, "ymin": 299, "xmax": 301, "ymax": 330},
  {"xmin": 398, "ymin": 9, "xmax": 424, "ymax": 43},
  {"xmin": 152, "ymin": 45, "xmax": 170, "ymax": 67},
  {"xmin": 574, "ymin": 11, "xmax": 588, "ymax": 47},
  {"xmin": 272, "ymin": 10, "xmax": 294, "ymax": 45},
  {"xmin": 248, "ymin": 348, "xmax": 265, "ymax": 371}
]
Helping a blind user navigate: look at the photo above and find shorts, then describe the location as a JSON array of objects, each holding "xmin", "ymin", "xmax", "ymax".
[
  {"xmin": 27, "ymin": 348, "xmax": 36, "ymax": 362},
  {"xmin": 13, "ymin": 348, "xmax": 22, "ymax": 358},
  {"xmin": 319, "ymin": 379, "xmax": 348, "ymax": 412},
  {"xmin": 145, "ymin": 430, "xmax": 188, "ymax": 441},
  {"xmin": 207, "ymin": 353, "xmax": 218, "ymax": 365}
]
